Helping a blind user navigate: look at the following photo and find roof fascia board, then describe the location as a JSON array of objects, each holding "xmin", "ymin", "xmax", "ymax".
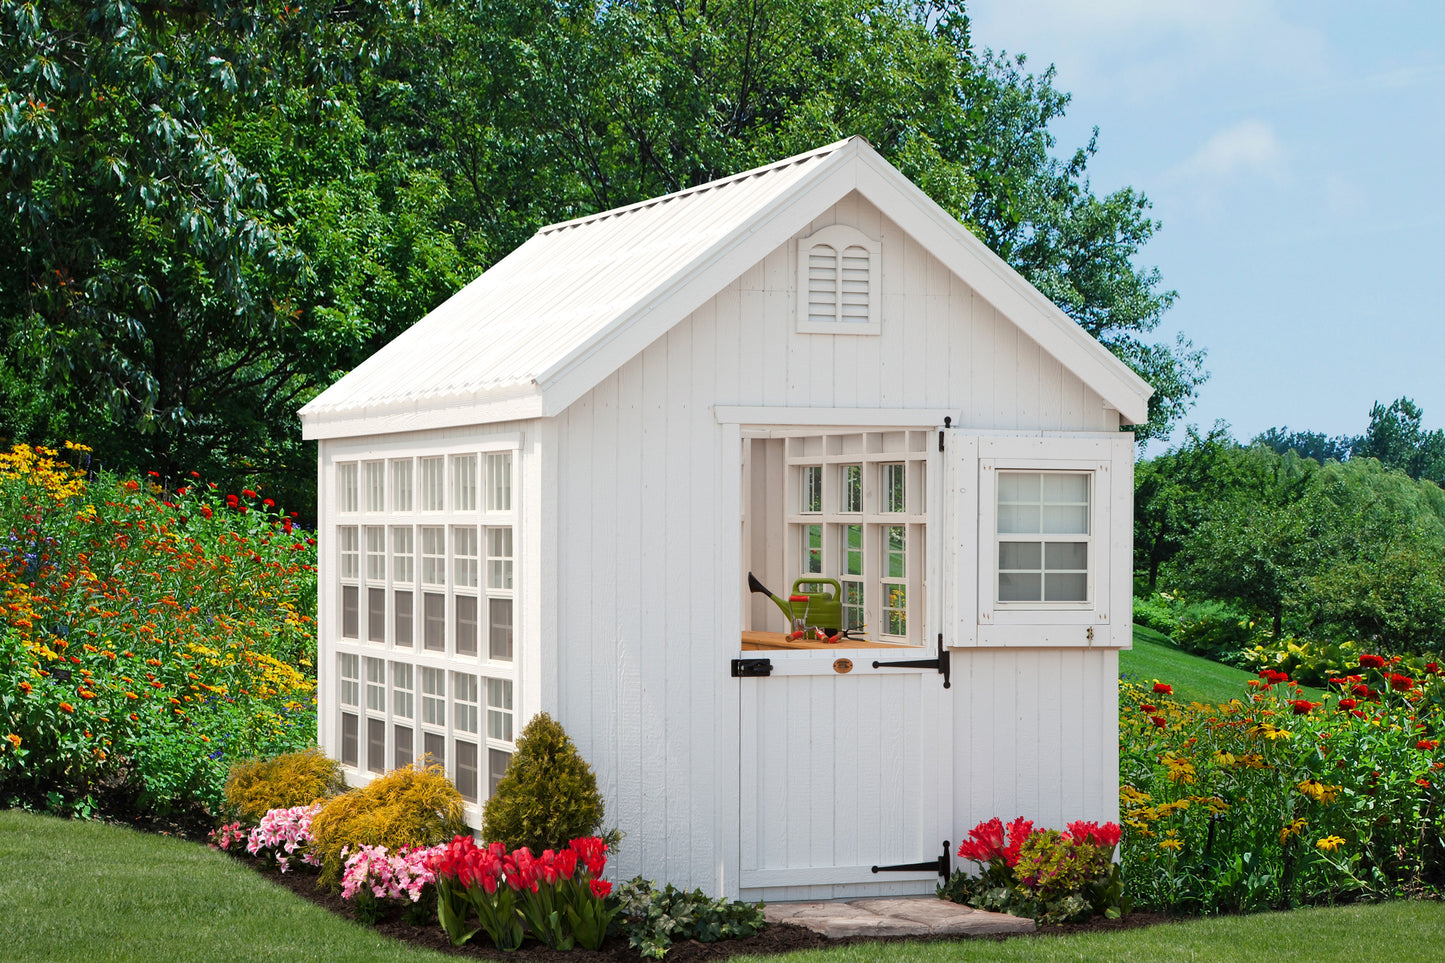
[
  {"xmin": 536, "ymin": 149, "xmax": 865, "ymax": 417},
  {"xmin": 853, "ymin": 154, "xmax": 1154, "ymax": 425},
  {"xmin": 301, "ymin": 390, "xmax": 546, "ymax": 440}
]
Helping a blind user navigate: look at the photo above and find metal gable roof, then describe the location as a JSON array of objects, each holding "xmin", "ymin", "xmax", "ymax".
[
  {"xmin": 299, "ymin": 139, "xmax": 854, "ymax": 433},
  {"xmin": 300, "ymin": 136, "xmax": 1153, "ymax": 439}
]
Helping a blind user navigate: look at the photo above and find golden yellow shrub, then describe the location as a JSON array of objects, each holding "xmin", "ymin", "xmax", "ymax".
[{"xmin": 224, "ymin": 748, "xmax": 345, "ymax": 824}]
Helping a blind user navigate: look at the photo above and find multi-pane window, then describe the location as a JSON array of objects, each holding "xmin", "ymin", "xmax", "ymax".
[
  {"xmin": 454, "ymin": 673, "xmax": 479, "ymax": 735},
  {"xmin": 454, "ymin": 527, "xmax": 479, "ymax": 588},
  {"xmin": 338, "ymin": 653, "xmax": 360, "ymax": 768},
  {"xmin": 391, "ymin": 662, "xmax": 414, "ymax": 719},
  {"xmin": 486, "ymin": 528, "xmax": 513, "ymax": 590},
  {"xmin": 421, "ymin": 667, "xmax": 446, "ymax": 727},
  {"xmin": 339, "ymin": 653, "xmax": 360, "ymax": 708},
  {"xmin": 391, "ymin": 460, "xmax": 413, "ymax": 512},
  {"xmin": 453, "ymin": 455, "xmax": 478, "ymax": 513},
  {"xmin": 421, "ymin": 457, "xmax": 445, "ymax": 511},
  {"xmin": 489, "ymin": 598, "xmax": 514, "ymax": 662},
  {"xmin": 339, "ymin": 527, "xmax": 360, "ymax": 580},
  {"xmin": 392, "ymin": 527, "xmax": 414, "ymax": 581},
  {"xmin": 996, "ymin": 472, "xmax": 1090, "ymax": 603},
  {"xmin": 486, "ymin": 453, "xmax": 512, "ymax": 512},
  {"xmin": 365, "ymin": 657, "xmax": 385, "ymax": 712},
  {"xmin": 364, "ymin": 462, "xmax": 385, "ymax": 513},
  {"xmin": 421, "ymin": 528, "xmax": 446, "ymax": 586},
  {"xmin": 365, "ymin": 527, "xmax": 386, "ymax": 581},
  {"xmin": 337, "ymin": 463, "xmax": 359, "ymax": 514},
  {"xmin": 486, "ymin": 678, "xmax": 513, "ymax": 742},
  {"xmin": 776, "ymin": 432, "xmax": 927, "ymax": 643}
]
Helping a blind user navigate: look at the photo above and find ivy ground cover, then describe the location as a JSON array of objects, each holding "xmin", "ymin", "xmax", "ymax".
[
  {"xmin": 1121, "ymin": 661, "xmax": 1445, "ymax": 913},
  {"xmin": 0, "ymin": 443, "xmax": 318, "ymax": 819}
]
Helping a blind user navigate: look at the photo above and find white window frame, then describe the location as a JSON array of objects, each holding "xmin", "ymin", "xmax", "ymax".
[{"xmin": 795, "ymin": 224, "xmax": 881, "ymax": 336}]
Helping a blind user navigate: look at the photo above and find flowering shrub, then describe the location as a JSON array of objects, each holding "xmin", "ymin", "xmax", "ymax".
[
  {"xmin": 340, "ymin": 843, "xmax": 442, "ymax": 924},
  {"xmin": 941, "ymin": 817, "xmax": 1126, "ymax": 923},
  {"xmin": 431, "ymin": 835, "xmax": 616, "ymax": 951},
  {"xmin": 245, "ymin": 803, "xmax": 323, "ymax": 873},
  {"xmin": 1120, "ymin": 655, "xmax": 1445, "ymax": 913},
  {"xmin": 0, "ymin": 443, "xmax": 317, "ymax": 818}
]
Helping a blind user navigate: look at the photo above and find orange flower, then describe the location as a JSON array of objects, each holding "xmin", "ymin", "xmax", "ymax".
[
  {"xmin": 18, "ymin": 681, "xmax": 31, "ymax": 695},
  {"xmin": 59, "ymin": 702, "xmax": 74, "ymax": 713},
  {"xmin": 1418, "ymin": 779, "xmax": 1432, "ymax": 788},
  {"xmin": 5, "ymin": 734, "xmax": 20, "ymax": 750}
]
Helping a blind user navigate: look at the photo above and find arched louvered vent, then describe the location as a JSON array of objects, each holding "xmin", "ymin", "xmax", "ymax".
[{"xmin": 797, "ymin": 225, "xmax": 881, "ymax": 335}]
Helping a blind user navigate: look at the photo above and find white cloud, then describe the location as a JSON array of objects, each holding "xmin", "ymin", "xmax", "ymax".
[{"xmin": 1170, "ymin": 120, "xmax": 1287, "ymax": 183}]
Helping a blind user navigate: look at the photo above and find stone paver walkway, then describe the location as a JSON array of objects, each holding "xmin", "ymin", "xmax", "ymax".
[{"xmin": 764, "ymin": 896, "xmax": 1036, "ymax": 938}]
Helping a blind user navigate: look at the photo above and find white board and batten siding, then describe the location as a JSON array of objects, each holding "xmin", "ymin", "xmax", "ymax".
[{"xmin": 549, "ymin": 189, "xmax": 1132, "ymax": 900}]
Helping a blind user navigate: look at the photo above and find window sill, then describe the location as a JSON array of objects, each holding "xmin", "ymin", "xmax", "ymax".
[{"xmin": 742, "ymin": 631, "xmax": 915, "ymax": 651}]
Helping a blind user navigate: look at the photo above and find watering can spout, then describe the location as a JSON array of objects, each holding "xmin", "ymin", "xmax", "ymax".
[{"xmin": 747, "ymin": 571, "xmax": 771, "ymax": 597}]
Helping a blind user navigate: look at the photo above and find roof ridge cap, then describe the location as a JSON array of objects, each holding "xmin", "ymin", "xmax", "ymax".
[{"xmin": 537, "ymin": 137, "xmax": 859, "ymax": 236}]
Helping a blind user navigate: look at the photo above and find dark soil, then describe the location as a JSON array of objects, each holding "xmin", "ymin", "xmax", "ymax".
[{"xmin": 243, "ymin": 856, "xmax": 1177, "ymax": 961}]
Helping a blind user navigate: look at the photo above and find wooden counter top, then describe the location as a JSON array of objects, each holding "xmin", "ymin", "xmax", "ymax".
[{"xmin": 741, "ymin": 630, "xmax": 915, "ymax": 651}]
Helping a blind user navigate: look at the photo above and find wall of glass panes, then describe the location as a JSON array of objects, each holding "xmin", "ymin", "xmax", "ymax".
[
  {"xmin": 784, "ymin": 431, "xmax": 929, "ymax": 644},
  {"xmin": 333, "ymin": 447, "xmax": 518, "ymax": 810}
]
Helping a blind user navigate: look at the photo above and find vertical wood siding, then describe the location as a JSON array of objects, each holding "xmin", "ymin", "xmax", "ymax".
[{"xmin": 550, "ymin": 191, "xmax": 1124, "ymax": 896}]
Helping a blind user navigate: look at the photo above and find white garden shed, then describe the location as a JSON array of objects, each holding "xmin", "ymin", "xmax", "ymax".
[{"xmin": 300, "ymin": 137, "xmax": 1151, "ymax": 902}]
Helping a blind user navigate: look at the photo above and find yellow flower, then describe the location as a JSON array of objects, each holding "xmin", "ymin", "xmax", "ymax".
[
  {"xmin": 1316, "ymin": 835, "xmax": 1346, "ymax": 852},
  {"xmin": 1212, "ymin": 751, "xmax": 1238, "ymax": 768},
  {"xmin": 1159, "ymin": 836, "xmax": 1184, "ymax": 851},
  {"xmin": 1280, "ymin": 817, "xmax": 1308, "ymax": 844},
  {"xmin": 1297, "ymin": 779, "xmax": 1341, "ymax": 804}
]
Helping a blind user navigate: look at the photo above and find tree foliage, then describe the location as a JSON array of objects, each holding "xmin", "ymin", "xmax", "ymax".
[{"xmin": 3, "ymin": 0, "xmax": 1202, "ymax": 508}]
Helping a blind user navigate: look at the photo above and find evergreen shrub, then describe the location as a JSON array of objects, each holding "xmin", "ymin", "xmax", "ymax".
[
  {"xmin": 309, "ymin": 763, "xmax": 466, "ymax": 887},
  {"xmin": 224, "ymin": 748, "xmax": 344, "ymax": 824},
  {"xmin": 481, "ymin": 712, "xmax": 605, "ymax": 853}
]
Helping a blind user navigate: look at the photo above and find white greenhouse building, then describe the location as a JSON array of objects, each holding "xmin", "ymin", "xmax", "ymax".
[{"xmin": 300, "ymin": 136, "xmax": 1151, "ymax": 902}]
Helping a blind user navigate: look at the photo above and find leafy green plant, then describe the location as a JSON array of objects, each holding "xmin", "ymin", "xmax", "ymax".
[
  {"xmin": 481, "ymin": 712, "xmax": 607, "ymax": 854},
  {"xmin": 309, "ymin": 764, "xmax": 466, "ymax": 888},
  {"xmin": 611, "ymin": 878, "xmax": 766, "ymax": 959},
  {"xmin": 225, "ymin": 749, "xmax": 345, "ymax": 825}
]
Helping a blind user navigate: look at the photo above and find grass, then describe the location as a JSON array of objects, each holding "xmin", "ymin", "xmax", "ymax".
[
  {"xmin": 0, "ymin": 808, "xmax": 448, "ymax": 963},
  {"xmin": 735, "ymin": 902, "xmax": 1445, "ymax": 963},
  {"xmin": 3, "ymin": 808, "xmax": 1444, "ymax": 962},
  {"xmin": 1120, "ymin": 624, "xmax": 1325, "ymax": 704}
]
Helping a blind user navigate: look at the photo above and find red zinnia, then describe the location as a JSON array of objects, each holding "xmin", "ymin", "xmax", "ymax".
[
  {"xmin": 242, "ymin": 489, "xmax": 257, "ymax": 498},
  {"xmin": 1151, "ymin": 715, "xmax": 1167, "ymax": 728},
  {"xmin": 1290, "ymin": 699, "xmax": 1316, "ymax": 715},
  {"xmin": 200, "ymin": 505, "xmax": 212, "ymax": 519},
  {"xmin": 1351, "ymin": 684, "xmax": 1371, "ymax": 697},
  {"xmin": 1390, "ymin": 674, "xmax": 1415, "ymax": 692},
  {"xmin": 1360, "ymin": 654, "xmax": 1385, "ymax": 669},
  {"xmin": 1339, "ymin": 698, "xmax": 1358, "ymax": 710},
  {"xmin": 1141, "ymin": 704, "xmax": 1157, "ymax": 713},
  {"xmin": 1427, "ymin": 663, "xmax": 1441, "ymax": 674},
  {"xmin": 1417, "ymin": 779, "xmax": 1432, "ymax": 788},
  {"xmin": 1153, "ymin": 682, "xmax": 1173, "ymax": 695},
  {"xmin": 1418, "ymin": 740, "xmax": 1440, "ymax": 751}
]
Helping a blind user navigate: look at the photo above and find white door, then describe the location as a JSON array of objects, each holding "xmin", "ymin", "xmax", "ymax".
[{"xmin": 736, "ymin": 647, "xmax": 952, "ymax": 896}]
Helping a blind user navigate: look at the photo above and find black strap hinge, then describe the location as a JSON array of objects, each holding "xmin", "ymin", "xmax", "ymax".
[
  {"xmin": 871, "ymin": 633, "xmax": 951, "ymax": 688},
  {"xmin": 872, "ymin": 840, "xmax": 951, "ymax": 878}
]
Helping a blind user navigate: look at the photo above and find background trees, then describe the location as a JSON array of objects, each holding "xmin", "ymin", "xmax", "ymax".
[{"xmin": 2, "ymin": 0, "xmax": 1201, "ymax": 511}]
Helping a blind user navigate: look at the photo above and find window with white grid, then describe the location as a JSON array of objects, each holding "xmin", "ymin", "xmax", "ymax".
[
  {"xmin": 364, "ymin": 461, "xmax": 385, "ymax": 513},
  {"xmin": 486, "ymin": 452, "xmax": 512, "ymax": 512},
  {"xmin": 421, "ymin": 527, "xmax": 445, "ymax": 586},
  {"xmin": 782, "ymin": 431, "xmax": 928, "ymax": 644},
  {"xmin": 337, "ymin": 463, "xmax": 359, "ymax": 514},
  {"xmin": 391, "ymin": 459, "xmax": 413, "ymax": 512},
  {"xmin": 421, "ymin": 667, "xmax": 446, "ymax": 727},
  {"xmin": 996, "ymin": 472, "xmax": 1091, "ymax": 604},
  {"xmin": 452, "ymin": 455, "xmax": 478, "ymax": 513},
  {"xmin": 420, "ymin": 457, "xmax": 445, "ymax": 511}
]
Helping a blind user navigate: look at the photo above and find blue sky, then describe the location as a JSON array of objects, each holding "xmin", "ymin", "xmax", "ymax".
[{"xmin": 966, "ymin": 0, "xmax": 1445, "ymax": 451}]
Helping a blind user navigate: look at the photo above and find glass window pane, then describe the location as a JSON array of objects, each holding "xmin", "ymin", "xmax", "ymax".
[
  {"xmin": 367, "ymin": 588, "xmax": 385, "ymax": 642},
  {"xmin": 340, "ymin": 712, "xmax": 358, "ymax": 767},
  {"xmin": 338, "ymin": 653, "xmax": 359, "ymax": 706},
  {"xmin": 455, "ymin": 740, "xmax": 479, "ymax": 802},
  {"xmin": 486, "ymin": 452, "xmax": 512, "ymax": 512},
  {"xmin": 391, "ymin": 662, "xmax": 413, "ymax": 718},
  {"xmin": 365, "ymin": 657, "xmax": 385, "ymax": 711},
  {"xmin": 1044, "ymin": 541, "xmax": 1088, "ymax": 570},
  {"xmin": 423, "ymin": 592, "xmax": 445, "ymax": 651},
  {"xmin": 802, "ymin": 524, "xmax": 822, "ymax": 574},
  {"xmin": 488, "ymin": 749, "xmax": 511, "ymax": 799},
  {"xmin": 999, "ymin": 572, "xmax": 1042, "ymax": 602},
  {"xmin": 1042, "ymin": 505, "xmax": 1089, "ymax": 535},
  {"xmin": 421, "ymin": 527, "xmax": 445, "ymax": 586},
  {"xmin": 421, "ymin": 668, "xmax": 445, "ymax": 726},
  {"xmin": 842, "ymin": 579, "xmax": 864, "ymax": 631},
  {"xmin": 885, "ymin": 526, "xmax": 906, "ymax": 578},
  {"xmin": 1043, "ymin": 473, "xmax": 1089, "ymax": 503},
  {"xmin": 489, "ymin": 598, "xmax": 513, "ymax": 662},
  {"xmin": 487, "ymin": 527, "xmax": 513, "ymax": 590},
  {"xmin": 421, "ymin": 457, "xmax": 445, "ymax": 511},
  {"xmin": 393, "ymin": 724, "xmax": 413, "ymax": 772},
  {"xmin": 998, "ymin": 473, "xmax": 1040, "ymax": 503},
  {"xmin": 423, "ymin": 731, "xmax": 445, "ymax": 769},
  {"xmin": 393, "ymin": 590, "xmax": 413, "ymax": 647},
  {"xmin": 453, "ymin": 455, "xmax": 478, "ymax": 512},
  {"xmin": 1045, "ymin": 572, "xmax": 1088, "ymax": 601},
  {"xmin": 337, "ymin": 463, "xmax": 359, "ymax": 514},
  {"xmin": 364, "ymin": 462, "xmax": 385, "ymax": 513},
  {"xmin": 338, "ymin": 526, "xmax": 359, "ymax": 579},
  {"xmin": 883, "ymin": 584, "xmax": 907, "ymax": 636},
  {"xmin": 341, "ymin": 585, "xmax": 358, "ymax": 639},
  {"xmin": 367, "ymin": 718, "xmax": 385, "ymax": 774},
  {"xmin": 999, "ymin": 542, "xmax": 1042, "ymax": 570},
  {"xmin": 841, "ymin": 465, "xmax": 862, "ymax": 513},
  {"xmin": 998, "ymin": 504, "xmax": 1040, "ymax": 534},
  {"xmin": 454, "ymin": 527, "xmax": 478, "ymax": 587},
  {"xmin": 843, "ymin": 524, "xmax": 863, "ymax": 576},
  {"xmin": 366, "ymin": 527, "xmax": 386, "ymax": 580},
  {"xmin": 391, "ymin": 527, "xmax": 414, "ymax": 583},
  {"xmin": 453, "ymin": 672, "xmax": 478, "ymax": 734},
  {"xmin": 487, "ymin": 678, "xmax": 513, "ymax": 742},
  {"xmin": 391, "ymin": 460, "xmax": 413, "ymax": 512},
  {"xmin": 455, "ymin": 594, "xmax": 478, "ymax": 656},
  {"xmin": 802, "ymin": 466, "xmax": 822, "ymax": 513},
  {"xmin": 883, "ymin": 464, "xmax": 906, "ymax": 513}
]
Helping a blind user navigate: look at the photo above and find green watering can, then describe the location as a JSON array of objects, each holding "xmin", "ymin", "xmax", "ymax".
[{"xmin": 747, "ymin": 572, "xmax": 856, "ymax": 642}]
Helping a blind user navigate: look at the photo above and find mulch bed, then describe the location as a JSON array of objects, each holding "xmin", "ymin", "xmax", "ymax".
[{"xmin": 243, "ymin": 856, "xmax": 1177, "ymax": 961}]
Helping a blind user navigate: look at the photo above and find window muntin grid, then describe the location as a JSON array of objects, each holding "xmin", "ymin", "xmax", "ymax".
[
  {"xmin": 391, "ymin": 459, "xmax": 413, "ymax": 512},
  {"xmin": 421, "ymin": 527, "xmax": 446, "ymax": 586},
  {"xmin": 420, "ymin": 457, "xmax": 445, "ymax": 511},
  {"xmin": 421, "ymin": 667, "xmax": 445, "ymax": 727},
  {"xmin": 841, "ymin": 465, "xmax": 862, "ymax": 513},
  {"xmin": 365, "ymin": 527, "xmax": 386, "ymax": 581},
  {"xmin": 391, "ymin": 661, "xmax": 413, "ymax": 719},
  {"xmin": 365, "ymin": 657, "xmax": 385, "ymax": 712},
  {"xmin": 996, "ymin": 471, "xmax": 1091, "ymax": 604},
  {"xmin": 338, "ymin": 653, "xmax": 359, "ymax": 707},
  {"xmin": 364, "ymin": 461, "xmax": 385, "ymax": 513},
  {"xmin": 391, "ymin": 527, "xmax": 414, "ymax": 583},
  {"xmin": 486, "ymin": 678, "xmax": 513, "ymax": 742},
  {"xmin": 453, "ymin": 672, "xmax": 479, "ymax": 734},
  {"xmin": 452, "ymin": 455, "xmax": 478, "ymax": 513},
  {"xmin": 486, "ymin": 528, "xmax": 513, "ymax": 590},
  {"xmin": 453, "ymin": 527, "xmax": 479, "ymax": 588},
  {"xmin": 338, "ymin": 526, "xmax": 359, "ymax": 580},
  {"xmin": 486, "ymin": 453, "xmax": 512, "ymax": 512},
  {"xmin": 337, "ymin": 463, "xmax": 359, "ymax": 513}
]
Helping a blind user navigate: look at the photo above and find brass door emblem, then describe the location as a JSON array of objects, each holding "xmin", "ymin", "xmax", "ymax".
[{"xmin": 833, "ymin": 658, "xmax": 853, "ymax": 674}]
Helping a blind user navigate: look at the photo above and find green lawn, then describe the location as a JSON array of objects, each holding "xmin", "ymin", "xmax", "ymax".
[
  {"xmin": 4, "ymin": 808, "xmax": 1444, "ymax": 962},
  {"xmin": 1120, "ymin": 624, "xmax": 1325, "ymax": 704}
]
